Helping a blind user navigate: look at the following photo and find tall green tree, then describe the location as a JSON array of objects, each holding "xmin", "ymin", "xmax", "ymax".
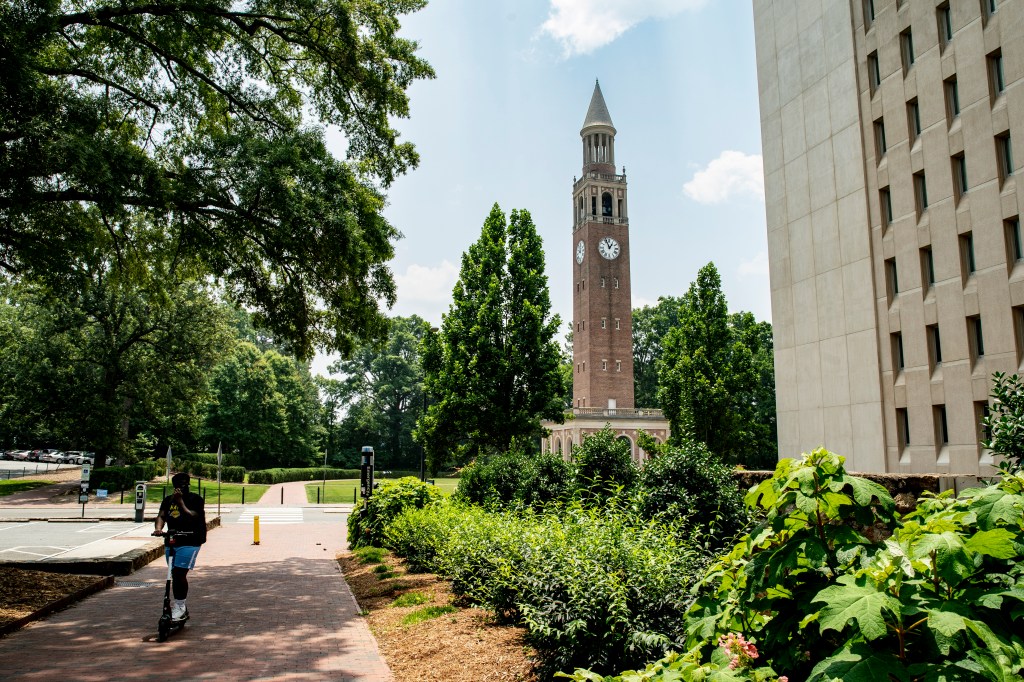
[
  {"xmin": 203, "ymin": 342, "xmax": 324, "ymax": 469},
  {"xmin": 0, "ymin": 0, "xmax": 434, "ymax": 357},
  {"xmin": 418, "ymin": 204, "xmax": 564, "ymax": 471},
  {"xmin": 0, "ymin": 266, "xmax": 233, "ymax": 466},
  {"xmin": 631, "ymin": 296, "xmax": 685, "ymax": 408},
  {"xmin": 657, "ymin": 263, "xmax": 776, "ymax": 467},
  {"xmin": 323, "ymin": 315, "xmax": 427, "ymax": 469}
]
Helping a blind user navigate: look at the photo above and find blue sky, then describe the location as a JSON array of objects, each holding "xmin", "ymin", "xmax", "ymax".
[{"xmin": 319, "ymin": 0, "xmax": 767, "ymax": 372}]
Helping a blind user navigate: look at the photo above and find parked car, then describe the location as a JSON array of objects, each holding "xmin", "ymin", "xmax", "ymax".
[
  {"xmin": 8, "ymin": 450, "xmax": 31, "ymax": 461},
  {"xmin": 64, "ymin": 451, "xmax": 96, "ymax": 465},
  {"xmin": 37, "ymin": 449, "xmax": 65, "ymax": 463}
]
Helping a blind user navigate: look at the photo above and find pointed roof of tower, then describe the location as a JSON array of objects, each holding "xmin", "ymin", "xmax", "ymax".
[{"xmin": 582, "ymin": 80, "xmax": 615, "ymax": 130}]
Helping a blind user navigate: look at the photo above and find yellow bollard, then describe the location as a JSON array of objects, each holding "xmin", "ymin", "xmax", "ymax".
[{"xmin": 253, "ymin": 515, "xmax": 260, "ymax": 545}]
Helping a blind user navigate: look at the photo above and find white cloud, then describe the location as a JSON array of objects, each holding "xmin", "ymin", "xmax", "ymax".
[
  {"xmin": 683, "ymin": 151, "xmax": 765, "ymax": 204},
  {"xmin": 391, "ymin": 260, "xmax": 459, "ymax": 324},
  {"xmin": 738, "ymin": 251, "xmax": 770, "ymax": 277},
  {"xmin": 540, "ymin": 0, "xmax": 707, "ymax": 56}
]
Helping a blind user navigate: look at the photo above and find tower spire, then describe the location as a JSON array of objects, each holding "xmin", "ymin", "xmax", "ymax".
[{"xmin": 582, "ymin": 79, "xmax": 615, "ymax": 131}]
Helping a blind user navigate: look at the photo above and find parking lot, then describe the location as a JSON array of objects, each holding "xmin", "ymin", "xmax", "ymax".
[{"xmin": 0, "ymin": 460, "xmax": 79, "ymax": 479}]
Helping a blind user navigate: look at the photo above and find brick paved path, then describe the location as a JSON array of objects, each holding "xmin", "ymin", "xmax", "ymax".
[{"xmin": 0, "ymin": 508, "xmax": 392, "ymax": 681}]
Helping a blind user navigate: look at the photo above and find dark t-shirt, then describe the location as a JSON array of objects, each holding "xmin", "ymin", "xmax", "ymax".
[{"xmin": 158, "ymin": 492, "xmax": 206, "ymax": 546}]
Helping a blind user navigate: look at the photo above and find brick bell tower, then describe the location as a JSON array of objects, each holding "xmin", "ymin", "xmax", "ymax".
[
  {"xmin": 572, "ymin": 80, "xmax": 635, "ymax": 409},
  {"xmin": 542, "ymin": 81, "xmax": 668, "ymax": 464}
]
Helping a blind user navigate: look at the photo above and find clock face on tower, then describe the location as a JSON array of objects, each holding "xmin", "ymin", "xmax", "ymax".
[
  {"xmin": 598, "ymin": 236, "xmax": 620, "ymax": 260},
  {"xmin": 576, "ymin": 240, "xmax": 585, "ymax": 264}
]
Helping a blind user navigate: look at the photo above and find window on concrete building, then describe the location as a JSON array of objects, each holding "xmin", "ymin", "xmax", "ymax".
[
  {"xmin": 864, "ymin": 0, "xmax": 875, "ymax": 28},
  {"xmin": 892, "ymin": 332, "xmax": 905, "ymax": 371},
  {"xmin": 1014, "ymin": 306, "xmax": 1024, "ymax": 365},
  {"xmin": 881, "ymin": 187, "xmax": 893, "ymax": 228},
  {"xmin": 997, "ymin": 132, "xmax": 1014, "ymax": 185},
  {"xmin": 937, "ymin": 3, "xmax": 953, "ymax": 49},
  {"xmin": 960, "ymin": 231, "xmax": 976, "ymax": 278},
  {"xmin": 868, "ymin": 51, "xmax": 881, "ymax": 94},
  {"xmin": 897, "ymin": 408, "xmax": 910, "ymax": 448},
  {"xmin": 989, "ymin": 50, "xmax": 1005, "ymax": 99},
  {"xmin": 907, "ymin": 98, "xmax": 921, "ymax": 145},
  {"xmin": 927, "ymin": 324, "xmax": 942, "ymax": 369},
  {"xmin": 921, "ymin": 246, "xmax": 936, "ymax": 289},
  {"xmin": 1006, "ymin": 217, "xmax": 1023, "ymax": 264},
  {"xmin": 914, "ymin": 171, "xmax": 929, "ymax": 216},
  {"xmin": 885, "ymin": 257, "xmax": 899, "ymax": 304},
  {"xmin": 874, "ymin": 118, "xmax": 887, "ymax": 159},
  {"xmin": 953, "ymin": 153, "xmax": 968, "ymax": 202},
  {"xmin": 935, "ymin": 405, "xmax": 950, "ymax": 446},
  {"xmin": 982, "ymin": 0, "xmax": 997, "ymax": 23},
  {"xmin": 900, "ymin": 28, "xmax": 915, "ymax": 74},
  {"xmin": 945, "ymin": 76, "xmax": 960, "ymax": 122},
  {"xmin": 968, "ymin": 315, "xmax": 985, "ymax": 361}
]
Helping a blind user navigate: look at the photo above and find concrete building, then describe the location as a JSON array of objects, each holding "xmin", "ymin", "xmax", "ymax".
[
  {"xmin": 542, "ymin": 82, "xmax": 670, "ymax": 462},
  {"xmin": 753, "ymin": 0, "xmax": 1021, "ymax": 473}
]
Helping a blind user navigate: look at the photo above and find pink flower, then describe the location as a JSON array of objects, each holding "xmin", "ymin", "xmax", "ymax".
[
  {"xmin": 778, "ymin": 677, "xmax": 789, "ymax": 682},
  {"xmin": 717, "ymin": 632, "xmax": 759, "ymax": 670}
]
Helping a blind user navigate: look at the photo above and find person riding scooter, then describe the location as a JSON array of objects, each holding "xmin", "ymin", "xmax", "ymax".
[{"xmin": 152, "ymin": 472, "xmax": 206, "ymax": 621}]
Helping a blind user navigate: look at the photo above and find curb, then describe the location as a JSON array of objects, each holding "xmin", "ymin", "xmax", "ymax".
[{"xmin": 0, "ymin": 575, "xmax": 114, "ymax": 639}]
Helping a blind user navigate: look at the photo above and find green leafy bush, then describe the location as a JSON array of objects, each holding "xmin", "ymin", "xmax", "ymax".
[
  {"xmin": 634, "ymin": 437, "xmax": 750, "ymax": 549},
  {"xmin": 175, "ymin": 451, "xmax": 242, "ymax": 468},
  {"xmin": 684, "ymin": 447, "xmax": 1024, "ymax": 681},
  {"xmin": 347, "ymin": 477, "xmax": 443, "ymax": 548},
  {"xmin": 93, "ymin": 460, "xmax": 163, "ymax": 491},
  {"xmin": 173, "ymin": 458, "xmax": 245, "ymax": 483},
  {"xmin": 982, "ymin": 371, "xmax": 1024, "ymax": 472},
  {"xmin": 455, "ymin": 447, "xmax": 571, "ymax": 510},
  {"xmin": 383, "ymin": 498, "xmax": 708, "ymax": 676},
  {"xmin": 571, "ymin": 428, "xmax": 637, "ymax": 500}
]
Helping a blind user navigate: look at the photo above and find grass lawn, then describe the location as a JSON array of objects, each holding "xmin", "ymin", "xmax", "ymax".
[
  {"xmin": 109, "ymin": 481, "xmax": 271, "ymax": 505},
  {"xmin": 304, "ymin": 478, "xmax": 460, "ymax": 503},
  {"xmin": 0, "ymin": 480, "xmax": 53, "ymax": 497}
]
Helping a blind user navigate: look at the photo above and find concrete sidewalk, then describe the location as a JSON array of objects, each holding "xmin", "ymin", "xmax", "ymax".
[{"xmin": 0, "ymin": 510, "xmax": 391, "ymax": 681}]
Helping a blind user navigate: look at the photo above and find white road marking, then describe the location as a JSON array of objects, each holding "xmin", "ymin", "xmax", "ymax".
[{"xmin": 237, "ymin": 507, "xmax": 304, "ymax": 524}]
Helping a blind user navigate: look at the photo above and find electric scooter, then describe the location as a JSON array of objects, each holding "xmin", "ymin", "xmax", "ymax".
[{"xmin": 153, "ymin": 530, "xmax": 188, "ymax": 641}]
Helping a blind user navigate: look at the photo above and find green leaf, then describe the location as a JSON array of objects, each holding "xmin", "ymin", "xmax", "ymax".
[
  {"xmin": 807, "ymin": 644, "xmax": 909, "ymax": 682},
  {"xmin": 912, "ymin": 532, "xmax": 974, "ymax": 585},
  {"xmin": 814, "ymin": 576, "xmax": 899, "ymax": 640},
  {"xmin": 964, "ymin": 529, "xmax": 1019, "ymax": 559},
  {"xmin": 846, "ymin": 476, "xmax": 896, "ymax": 513}
]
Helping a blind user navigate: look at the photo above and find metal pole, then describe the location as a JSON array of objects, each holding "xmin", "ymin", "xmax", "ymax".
[
  {"xmin": 321, "ymin": 447, "xmax": 328, "ymax": 505},
  {"xmin": 242, "ymin": 486, "xmax": 245, "ymax": 505},
  {"xmin": 280, "ymin": 486, "xmax": 283, "ymax": 504}
]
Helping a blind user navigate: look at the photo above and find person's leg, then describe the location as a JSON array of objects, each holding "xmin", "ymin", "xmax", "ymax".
[{"xmin": 170, "ymin": 546, "xmax": 200, "ymax": 620}]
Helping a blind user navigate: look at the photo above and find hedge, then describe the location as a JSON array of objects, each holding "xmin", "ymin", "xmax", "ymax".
[
  {"xmin": 175, "ymin": 451, "xmax": 242, "ymax": 467},
  {"xmin": 246, "ymin": 467, "xmax": 426, "ymax": 484},
  {"xmin": 172, "ymin": 458, "xmax": 245, "ymax": 483},
  {"xmin": 93, "ymin": 460, "xmax": 163, "ymax": 492}
]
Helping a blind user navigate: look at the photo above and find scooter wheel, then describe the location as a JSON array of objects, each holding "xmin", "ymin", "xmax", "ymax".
[{"xmin": 157, "ymin": 619, "xmax": 170, "ymax": 642}]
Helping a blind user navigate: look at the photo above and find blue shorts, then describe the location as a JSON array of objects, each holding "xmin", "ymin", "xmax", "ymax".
[{"xmin": 165, "ymin": 545, "xmax": 200, "ymax": 570}]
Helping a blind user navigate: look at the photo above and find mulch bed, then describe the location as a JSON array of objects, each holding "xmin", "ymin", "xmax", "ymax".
[
  {"xmin": 338, "ymin": 551, "xmax": 538, "ymax": 682},
  {"xmin": 0, "ymin": 568, "xmax": 111, "ymax": 634}
]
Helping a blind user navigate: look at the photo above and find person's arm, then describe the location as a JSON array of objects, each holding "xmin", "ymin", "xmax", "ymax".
[
  {"xmin": 152, "ymin": 501, "xmax": 167, "ymax": 536},
  {"xmin": 173, "ymin": 487, "xmax": 200, "ymax": 518}
]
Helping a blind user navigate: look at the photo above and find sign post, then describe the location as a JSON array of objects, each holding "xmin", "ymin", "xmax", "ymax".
[
  {"xmin": 79, "ymin": 463, "xmax": 91, "ymax": 518},
  {"xmin": 216, "ymin": 442, "xmax": 222, "ymax": 519},
  {"xmin": 359, "ymin": 446, "xmax": 374, "ymax": 500}
]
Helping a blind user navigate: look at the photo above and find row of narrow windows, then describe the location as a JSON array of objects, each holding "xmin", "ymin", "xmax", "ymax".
[
  {"xmin": 883, "ymin": 216, "xmax": 1021, "ymax": 305},
  {"xmin": 577, "ymin": 193, "xmax": 625, "ymax": 220},
  {"xmin": 575, "ymin": 277, "xmax": 620, "ymax": 292},
  {"xmin": 864, "ymin": 0, "xmax": 999, "ymax": 41},
  {"xmin": 876, "ymin": 130, "xmax": 1014, "ymax": 222},
  {"xmin": 893, "ymin": 400, "xmax": 991, "ymax": 455},
  {"xmin": 575, "ymin": 359, "xmax": 623, "ymax": 373},
  {"xmin": 575, "ymin": 317, "xmax": 622, "ymax": 333}
]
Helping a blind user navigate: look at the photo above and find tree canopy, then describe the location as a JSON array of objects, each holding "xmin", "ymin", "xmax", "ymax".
[
  {"xmin": 657, "ymin": 262, "xmax": 777, "ymax": 468},
  {"xmin": 323, "ymin": 315, "xmax": 427, "ymax": 469},
  {"xmin": 632, "ymin": 296, "xmax": 684, "ymax": 408},
  {"xmin": 418, "ymin": 204, "xmax": 564, "ymax": 471},
  {"xmin": 0, "ymin": 0, "xmax": 434, "ymax": 357}
]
